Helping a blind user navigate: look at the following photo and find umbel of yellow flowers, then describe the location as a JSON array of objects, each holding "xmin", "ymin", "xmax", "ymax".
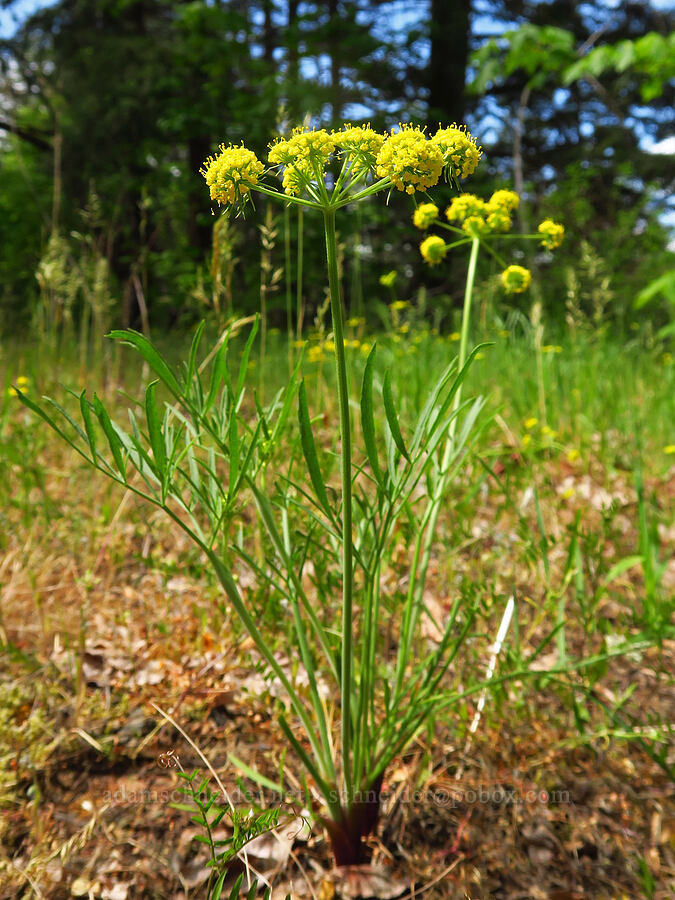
[
  {"xmin": 201, "ymin": 122, "xmax": 482, "ymax": 211},
  {"xmin": 414, "ymin": 187, "xmax": 564, "ymax": 294}
]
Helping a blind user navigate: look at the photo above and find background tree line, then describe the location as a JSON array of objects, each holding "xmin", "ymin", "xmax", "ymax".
[{"xmin": 0, "ymin": 0, "xmax": 673, "ymax": 336}]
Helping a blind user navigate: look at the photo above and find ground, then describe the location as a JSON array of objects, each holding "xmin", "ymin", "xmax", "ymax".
[{"xmin": 1, "ymin": 333, "xmax": 674, "ymax": 898}]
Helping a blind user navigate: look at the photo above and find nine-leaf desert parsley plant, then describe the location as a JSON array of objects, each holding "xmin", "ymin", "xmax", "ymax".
[{"xmin": 21, "ymin": 121, "xmax": 499, "ymax": 867}]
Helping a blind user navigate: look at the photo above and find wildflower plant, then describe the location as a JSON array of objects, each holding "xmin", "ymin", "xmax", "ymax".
[{"xmin": 18, "ymin": 121, "xmax": 537, "ymax": 867}]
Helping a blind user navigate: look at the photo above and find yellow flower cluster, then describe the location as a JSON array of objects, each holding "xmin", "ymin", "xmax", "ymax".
[
  {"xmin": 538, "ymin": 218, "xmax": 565, "ymax": 250},
  {"xmin": 268, "ymin": 127, "xmax": 337, "ymax": 196},
  {"xmin": 8, "ymin": 375, "xmax": 29, "ymax": 397},
  {"xmin": 462, "ymin": 215, "xmax": 490, "ymax": 238},
  {"xmin": 334, "ymin": 124, "xmax": 384, "ymax": 174},
  {"xmin": 430, "ymin": 125, "xmax": 482, "ymax": 179},
  {"xmin": 445, "ymin": 193, "xmax": 488, "ymax": 222},
  {"xmin": 446, "ymin": 189, "xmax": 520, "ymax": 236},
  {"xmin": 489, "ymin": 189, "xmax": 519, "ymax": 213},
  {"xmin": 486, "ymin": 207, "xmax": 512, "ymax": 233},
  {"xmin": 420, "ymin": 235, "xmax": 447, "ymax": 266},
  {"xmin": 201, "ymin": 143, "xmax": 264, "ymax": 207},
  {"xmin": 413, "ymin": 202, "xmax": 439, "ymax": 229},
  {"xmin": 379, "ymin": 270, "xmax": 397, "ymax": 287},
  {"xmin": 485, "ymin": 189, "xmax": 519, "ymax": 232},
  {"xmin": 500, "ymin": 265, "xmax": 532, "ymax": 294},
  {"xmin": 376, "ymin": 124, "xmax": 444, "ymax": 194}
]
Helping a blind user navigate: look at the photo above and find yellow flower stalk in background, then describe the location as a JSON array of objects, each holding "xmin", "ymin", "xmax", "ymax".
[
  {"xmin": 501, "ymin": 264, "xmax": 532, "ymax": 294},
  {"xmin": 413, "ymin": 202, "xmax": 440, "ymax": 229},
  {"xmin": 420, "ymin": 235, "xmax": 448, "ymax": 266},
  {"xmin": 538, "ymin": 218, "xmax": 565, "ymax": 250}
]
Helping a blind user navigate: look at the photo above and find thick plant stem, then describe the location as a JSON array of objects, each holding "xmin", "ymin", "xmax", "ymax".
[
  {"xmin": 296, "ymin": 207, "xmax": 304, "ymax": 340},
  {"xmin": 323, "ymin": 207, "xmax": 354, "ymax": 804}
]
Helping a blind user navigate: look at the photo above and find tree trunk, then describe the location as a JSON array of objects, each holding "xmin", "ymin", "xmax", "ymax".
[{"xmin": 427, "ymin": 0, "xmax": 471, "ymax": 127}]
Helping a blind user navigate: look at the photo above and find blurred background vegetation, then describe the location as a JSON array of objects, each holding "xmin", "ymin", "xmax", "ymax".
[{"xmin": 0, "ymin": 0, "xmax": 673, "ymax": 339}]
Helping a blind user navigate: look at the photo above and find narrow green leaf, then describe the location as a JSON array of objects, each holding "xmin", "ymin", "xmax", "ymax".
[
  {"xmin": 107, "ymin": 329, "xmax": 183, "ymax": 400},
  {"xmin": 228, "ymin": 414, "xmax": 240, "ymax": 498},
  {"xmin": 211, "ymin": 869, "xmax": 228, "ymax": 900},
  {"xmin": 227, "ymin": 753, "xmax": 284, "ymax": 793},
  {"xmin": 185, "ymin": 321, "xmax": 206, "ymax": 391},
  {"xmin": 297, "ymin": 380, "xmax": 333, "ymax": 519},
  {"xmin": 227, "ymin": 873, "xmax": 245, "ymax": 900},
  {"xmin": 382, "ymin": 369, "xmax": 409, "ymax": 461},
  {"xmin": 192, "ymin": 832, "xmax": 211, "ymax": 844},
  {"xmin": 93, "ymin": 395, "xmax": 126, "ymax": 478},
  {"xmin": 360, "ymin": 344, "xmax": 382, "ymax": 485},
  {"xmin": 169, "ymin": 802, "xmax": 198, "ymax": 813},
  {"xmin": 145, "ymin": 381, "xmax": 166, "ymax": 476},
  {"xmin": 234, "ymin": 317, "xmax": 259, "ymax": 406},
  {"xmin": 246, "ymin": 879, "xmax": 259, "ymax": 900},
  {"xmin": 79, "ymin": 391, "xmax": 98, "ymax": 461},
  {"xmin": 205, "ymin": 335, "xmax": 230, "ymax": 411}
]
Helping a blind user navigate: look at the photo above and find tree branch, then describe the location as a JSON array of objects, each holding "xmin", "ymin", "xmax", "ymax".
[{"xmin": 0, "ymin": 117, "xmax": 53, "ymax": 151}]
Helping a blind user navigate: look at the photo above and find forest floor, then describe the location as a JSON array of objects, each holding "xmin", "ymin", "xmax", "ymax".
[{"xmin": 1, "ymin": 331, "xmax": 674, "ymax": 899}]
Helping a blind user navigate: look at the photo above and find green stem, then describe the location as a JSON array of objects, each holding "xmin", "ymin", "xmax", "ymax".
[
  {"xmin": 284, "ymin": 205, "xmax": 293, "ymax": 372},
  {"xmin": 394, "ymin": 238, "xmax": 480, "ymax": 704},
  {"xmin": 323, "ymin": 207, "xmax": 354, "ymax": 804},
  {"xmin": 296, "ymin": 207, "xmax": 304, "ymax": 340},
  {"xmin": 455, "ymin": 238, "xmax": 480, "ymax": 408}
]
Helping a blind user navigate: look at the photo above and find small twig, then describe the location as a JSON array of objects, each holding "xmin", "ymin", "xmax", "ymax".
[{"xmin": 151, "ymin": 702, "xmax": 233, "ymax": 810}]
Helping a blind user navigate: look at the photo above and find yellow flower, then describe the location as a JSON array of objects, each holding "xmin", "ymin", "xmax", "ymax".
[
  {"xmin": 413, "ymin": 202, "xmax": 439, "ymax": 229},
  {"xmin": 380, "ymin": 270, "xmax": 398, "ymax": 288},
  {"xmin": 445, "ymin": 193, "xmax": 487, "ymax": 223},
  {"xmin": 389, "ymin": 299, "xmax": 409, "ymax": 310},
  {"xmin": 334, "ymin": 124, "xmax": 384, "ymax": 174},
  {"xmin": 461, "ymin": 215, "xmax": 489, "ymax": 238},
  {"xmin": 375, "ymin": 125, "xmax": 443, "ymax": 194},
  {"xmin": 524, "ymin": 417, "xmax": 538, "ymax": 429},
  {"xmin": 307, "ymin": 345, "xmax": 326, "ymax": 363},
  {"xmin": 500, "ymin": 265, "xmax": 531, "ymax": 294},
  {"xmin": 201, "ymin": 143, "xmax": 264, "ymax": 207},
  {"xmin": 449, "ymin": 332, "xmax": 460, "ymax": 341},
  {"xmin": 567, "ymin": 448, "xmax": 581, "ymax": 462},
  {"xmin": 542, "ymin": 345, "xmax": 563, "ymax": 353},
  {"xmin": 420, "ymin": 235, "xmax": 447, "ymax": 266},
  {"xmin": 430, "ymin": 125, "xmax": 482, "ymax": 179},
  {"xmin": 665, "ymin": 445, "xmax": 675, "ymax": 455},
  {"xmin": 347, "ymin": 316, "xmax": 365, "ymax": 327},
  {"xmin": 360, "ymin": 341, "xmax": 373, "ymax": 355},
  {"xmin": 538, "ymin": 218, "xmax": 564, "ymax": 250},
  {"xmin": 486, "ymin": 207, "xmax": 512, "ymax": 233},
  {"xmin": 522, "ymin": 433, "xmax": 532, "ymax": 447},
  {"xmin": 489, "ymin": 189, "xmax": 519, "ymax": 213},
  {"xmin": 268, "ymin": 127, "xmax": 336, "ymax": 195}
]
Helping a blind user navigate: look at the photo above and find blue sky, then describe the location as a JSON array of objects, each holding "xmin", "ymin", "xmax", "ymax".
[{"xmin": 2, "ymin": 0, "xmax": 673, "ymax": 38}]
